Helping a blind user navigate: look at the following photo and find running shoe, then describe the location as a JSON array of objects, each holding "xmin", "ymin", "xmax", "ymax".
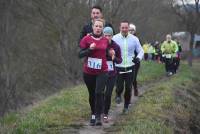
[
  {"xmin": 122, "ymin": 108, "xmax": 129, "ymax": 114},
  {"xmin": 103, "ymin": 115, "xmax": 109, "ymax": 123},
  {"xmin": 89, "ymin": 115, "xmax": 96, "ymax": 126},
  {"xmin": 95, "ymin": 118, "xmax": 102, "ymax": 126},
  {"xmin": 115, "ymin": 96, "xmax": 122, "ymax": 104}
]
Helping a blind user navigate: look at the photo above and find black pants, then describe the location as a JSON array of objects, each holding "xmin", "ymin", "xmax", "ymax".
[
  {"xmin": 133, "ymin": 63, "xmax": 140, "ymax": 90},
  {"xmin": 144, "ymin": 53, "xmax": 148, "ymax": 61},
  {"xmin": 165, "ymin": 58, "xmax": 175, "ymax": 73},
  {"xmin": 155, "ymin": 54, "xmax": 159, "ymax": 61},
  {"xmin": 104, "ymin": 76, "xmax": 116, "ymax": 115},
  {"xmin": 174, "ymin": 57, "xmax": 180, "ymax": 73},
  {"xmin": 116, "ymin": 67, "xmax": 134, "ymax": 108},
  {"xmin": 83, "ymin": 73, "xmax": 108, "ymax": 118},
  {"xmin": 160, "ymin": 55, "xmax": 165, "ymax": 63},
  {"xmin": 152, "ymin": 53, "xmax": 155, "ymax": 60}
]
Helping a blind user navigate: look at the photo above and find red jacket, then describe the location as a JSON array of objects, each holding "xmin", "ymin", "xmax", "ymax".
[{"xmin": 80, "ymin": 35, "xmax": 108, "ymax": 75}]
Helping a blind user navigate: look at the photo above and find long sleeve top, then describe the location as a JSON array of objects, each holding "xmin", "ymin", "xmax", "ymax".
[
  {"xmin": 161, "ymin": 40, "xmax": 178, "ymax": 57},
  {"xmin": 112, "ymin": 33, "xmax": 144, "ymax": 68},
  {"xmin": 79, "ymin": 35, "xmax": 109, "ymax": 75},
  {"xmin": 107, "ymin": 40, "xmax": 122, "ymax": 76}
]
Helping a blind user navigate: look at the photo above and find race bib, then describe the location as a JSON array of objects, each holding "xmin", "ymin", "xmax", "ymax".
[
  {"xmin": 165, "ymin": 54, "xmax": 172, "ymax": 58},
  {"xmin": 107, "ymin": 61, "xmax": 114, "ymax": 71},
  {"xmin": 87, "ymin": 57, "xmax": 102, "ymax": 69}
]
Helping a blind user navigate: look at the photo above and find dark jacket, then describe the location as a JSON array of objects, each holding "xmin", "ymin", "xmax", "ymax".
[{"xmin": 107, "ymin": 40, "xmax": 122, "ymax": 77}]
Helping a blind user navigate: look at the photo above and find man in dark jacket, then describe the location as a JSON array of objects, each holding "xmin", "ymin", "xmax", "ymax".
[{"xmin": 79, "ymin": 5, "xmax": 114, "ymax": 42}]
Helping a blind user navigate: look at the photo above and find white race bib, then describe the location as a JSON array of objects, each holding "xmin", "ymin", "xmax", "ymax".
[
  {"xmin": 165, "ymin": 54, "xmax": 172, "ymax": 58},
  {"xmin": 107, "ymin": 61, "xmax": 114, "ymax": 71},
  {"xmin": 87, "ymin": 57, "xmax": 102, "ymax": 69}
]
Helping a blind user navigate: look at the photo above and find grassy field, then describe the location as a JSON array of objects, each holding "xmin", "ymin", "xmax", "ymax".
[
  {"xmin": 137, "ymin": 61, "xmax": 165, "ymax": 83},
  {"xmin": 0, "ymin": 61, "xmax": 183, "ymax": 134},
  {"xmin": 114, "ymin": 61, "xmax": 200, "ymax": 134},
  {"xmin": 0, "ymin": 85, "xmax": 90, "ymax": 134}
]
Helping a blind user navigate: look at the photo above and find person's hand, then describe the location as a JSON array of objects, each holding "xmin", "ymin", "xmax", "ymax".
[
  {"xmin": 109, "ymin": 48, "xmax": 115, "ymax": 56},
  {"xmin": 109, "ymin": 49, "xmax": 115, "ymax": 60},
  {"xmin": 132, "ymin": 57, "xmax": 140, "ymax": 64},
  {"xmin": 89, "ymin": 43, "xmax": 96, "ymax": 50},
  {"xmin": 111, "ymin": 55, "xmax": 115, "ymax": 61}
]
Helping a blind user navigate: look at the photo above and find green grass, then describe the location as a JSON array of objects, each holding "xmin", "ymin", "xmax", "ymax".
[
  {"xmin": 115, "ymin": 61, "xmax": 200, "ymax": 134},
  {"xmin": 0, "ymin": 61, "xmax": 166, "ymax": 134},
  {"xmin": 138, "ymin": 61, "xmax": 164, "ymax": 83},
  {"xmin": 0, "ymin": 86, "xmax": 90, "ymax": 134}
]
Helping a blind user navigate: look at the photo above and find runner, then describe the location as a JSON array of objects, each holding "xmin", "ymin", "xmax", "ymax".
[
  {"xmin": 154, "ymin": 41, "xmax": 162, "ymax": 63},
  {"xmin": 174, "ymin": 40, "xmax": 182, "ymax": 73},
  {"xmin": 103, "ymin": 27, "xmax": 122, "ymax": 123},
  {"xmin": 161, "ymin": 34, "xmax": 178, "ymax": 76},
  {"xmin": 79, "ymin": 19, "xmax": 109, "ymax": 126},
  {"xmin": 129, "ymin": 23, "xmax": 142, "ymax": 96},
  {"xmin": 79, "ymin": 5, "xmax": 114, "ymax": 42},
  {"xmin": 113, "ymin": 20, "xmax": 144, "ymax": 114},
  {"xmin": 142, "ymin": 42, "xmax": 150, "ymax": 61}
]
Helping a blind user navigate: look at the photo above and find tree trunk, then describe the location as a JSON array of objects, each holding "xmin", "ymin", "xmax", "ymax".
[{"xmin": 188, "ymin": 33, "xmax": 195, "ymax": 66}]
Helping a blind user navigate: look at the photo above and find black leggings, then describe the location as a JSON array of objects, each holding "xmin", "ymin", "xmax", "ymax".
[
  {"xmin": 104, "ymin": 76, "xmax": 116, "ymax": 115},
  {"xmin": 174, "ymin": 57, "xmax": 180, "ymax": 72},
  {"xmin": 144, "ymin": 53, "xmax": 148, "ymax": 60},
  {"xmin": 165, "ymin": 58, "xmax": 175, "ymax": 73},
  {"xmin": 133, "ymin": 63, "xmax": 140, "ymax": 90},
  {"xmin": 116, "ymin": 68, "xmax": 134, "ymax": 108},
  {"xmin": 83, "ymin": 73, "xmax": 108, "ymax": 118}
]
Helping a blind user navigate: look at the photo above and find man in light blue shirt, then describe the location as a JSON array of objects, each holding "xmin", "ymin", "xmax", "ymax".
[{"xmin": 113, "ymin": 20, "xmax": 144, "ymax": 114}]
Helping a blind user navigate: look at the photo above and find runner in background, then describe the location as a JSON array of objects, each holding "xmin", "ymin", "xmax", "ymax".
[
  {"xmin": 174, "ymin": 40, "xmax": 182, "ymax": 73},
  {"xmin": 103, "ymin": 27, "xmax": 122, "ymax": 123},
  {"xmin": 161, "ymin": 34, "xmax": 178, "ymax": 76},
  {"xmin": 129, "ymin": 23, "xmax": 141, "ymax": 96},
  {"xmin": 142, "ymin": 42, "xmax": 150, "ymax": 61},
  {"xmin": 79, "ymin": 5, "xmax": 114, "ymax": 42},
  {"xmin": 154, "ymin": 41, "xmax": 162, "ymax": 63}
]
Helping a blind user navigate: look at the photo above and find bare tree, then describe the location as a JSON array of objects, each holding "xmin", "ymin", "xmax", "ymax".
[
  {"xmin": 171, "ymin": 0, "xmax": 200, "ymax": 66},
  {"xmin": 1, "ymin": 0, "xmax": 195, "ymax": 116},
  {"xmin": 0, "ymin": 0, "xmax": 18, "ymax": 116},
  {"xmin": 0, "ymin": 0, "xmax": 87, "ymax": 115}
]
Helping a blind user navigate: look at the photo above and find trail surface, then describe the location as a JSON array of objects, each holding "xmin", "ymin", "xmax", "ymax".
[{"xmin": 61, "ymin": 76, "xmax": 168, "ymax": 134}]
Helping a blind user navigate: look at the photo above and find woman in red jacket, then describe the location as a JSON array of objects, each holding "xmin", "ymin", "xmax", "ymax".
[{"xmin": 79, "ymin": 19, "xmax": 110, "ymax": 126}]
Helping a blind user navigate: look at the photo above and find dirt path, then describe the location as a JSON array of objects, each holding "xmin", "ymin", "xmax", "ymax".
[{"xmin": 61, "ymin": 76, "xmax": 168, "ymax": 134}]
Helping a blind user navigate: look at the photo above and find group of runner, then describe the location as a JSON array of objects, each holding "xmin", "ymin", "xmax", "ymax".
[
  {"xmin": 143, "ymin": 35, "xmax": 182, "ymax": 76},
  {"xmin": 79, "ymin": 5, "xmax": 144, "ymax": 126},
  {"xmin": 78, "ymin": 5, "xmax": 182, "ymax": 126}
]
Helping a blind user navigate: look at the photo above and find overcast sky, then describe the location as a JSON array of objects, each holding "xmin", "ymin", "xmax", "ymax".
[{"xmin": 176, "ymin": 0, "xmax": 199, "ymax": 4}]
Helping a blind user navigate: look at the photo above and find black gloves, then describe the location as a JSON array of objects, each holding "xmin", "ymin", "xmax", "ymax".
[{"xmin": 132, "ymin": 57, "xmax": 140, "ymax": 64}]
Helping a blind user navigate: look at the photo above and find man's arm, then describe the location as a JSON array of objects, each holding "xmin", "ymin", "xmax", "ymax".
[
  {"xmin": 79, "ymin": 26, "xmax": 87, "ymax": 44},
  {"xmin": 135, "ymin": 38, "xmax": 144, "ymax": 60}
]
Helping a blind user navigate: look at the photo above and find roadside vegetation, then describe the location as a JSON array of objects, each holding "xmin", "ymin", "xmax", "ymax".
[
  {"xmin": 114, "ymin": 61, "xmax": 200, "ymax": 134},
  {"xmin": 0, "ymin": 61, "xmax": 163, "ymax": 133},
  {"xmin": 1, "ymin": 61, "xmax": 199, "ymax": 134}
]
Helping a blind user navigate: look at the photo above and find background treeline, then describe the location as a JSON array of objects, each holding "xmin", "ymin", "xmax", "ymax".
[{"xmin": 0, "ymin": 0, "xmax": 192, "ymax": 116}]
